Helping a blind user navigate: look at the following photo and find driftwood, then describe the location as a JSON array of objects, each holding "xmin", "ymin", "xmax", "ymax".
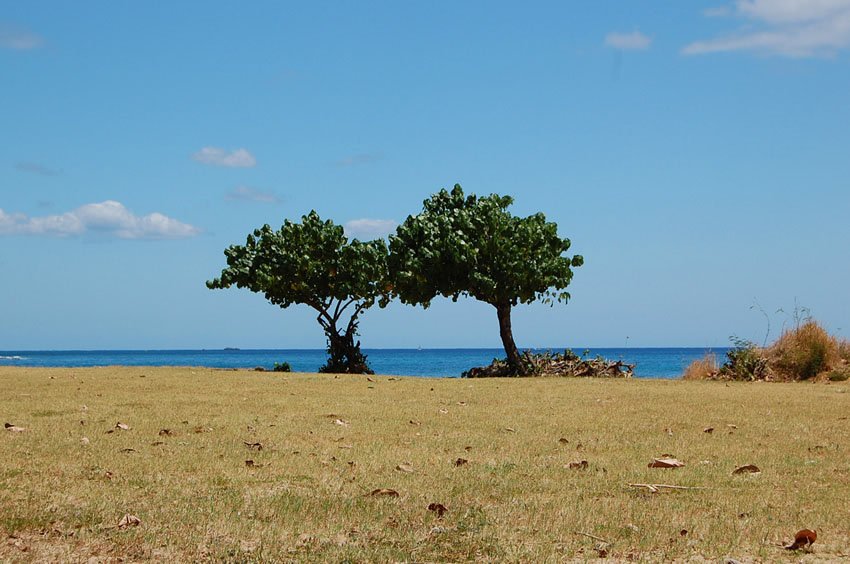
[{"xmin": 463, "ymin": 350, "xmax": 634, "ymax": 378}]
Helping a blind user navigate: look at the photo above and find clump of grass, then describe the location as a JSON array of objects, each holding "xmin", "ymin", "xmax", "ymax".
[
  {"xmin": 766, "ymin": 320, "xmax": 840, "ymax": 380},
  {"xmin": 682, "ymin": 353, "xmax": 718, "ymax": 380}
]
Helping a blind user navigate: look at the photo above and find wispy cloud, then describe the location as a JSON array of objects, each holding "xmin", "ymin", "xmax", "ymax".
[
  {"xmin": 703, "ymin": 6, "xmax": 732, "ymax": 17},
  {"xmin": 604, "ymin": 31, "xmax": 652, "ymax": 50},
  {"xmin": 15, "ymin": 161, "xmax": 61, "ymax": 177},
  {"xmin": 0, "ymin": 201, "xmax": 200, "ymax": 240},
  {"xmin": 344, "ymin": 218, "xmax": 398, "ymax": 240},
  {"xmin": 684, "ymin": 0, "xmax": 850, "ymax": 57},
  {"xmin": 0, "ymin": 24, "xmax": 44, "ymax": 50},
  {"xmin": 192, "ymin": 147, "xmax": 256, "ymax": 168},
  {"xmin": 225, "ymin": 185, "xmax": 282, "ymax": 204},
  {"xmin": 335, "ymin": 153, "xmax": 383, "ymax": 167}
]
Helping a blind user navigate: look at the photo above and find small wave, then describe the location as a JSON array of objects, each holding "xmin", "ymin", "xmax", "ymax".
[{"xmin": 0, "ymin": 355, "xmax": 25, "ymax": 360}]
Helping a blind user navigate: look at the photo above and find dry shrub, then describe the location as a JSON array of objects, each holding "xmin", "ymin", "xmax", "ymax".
[
  {"xmin": 682, "ymin": 353, "xmax": 718, "ymax": 380},
  {"xmin": 766, "ymin": 320, "xmax": 840, "ymax": 380}
]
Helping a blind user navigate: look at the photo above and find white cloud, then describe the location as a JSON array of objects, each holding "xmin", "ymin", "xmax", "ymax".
[
  {"xmin": 225, "ymin": 185, "xmax": 282, "ymax": 204},
  {"xmin": 684, "ymin": 0, "xmax": 850, "ymax": 57},
  {"xmin": 344, "ymin": 218, "xmax": 398, "ymax": 239},
  {"xmin": 192, "ymin": 147, "xmax": 256, "ymax": 168},
  {"xmin": 0, "ymin": 201, "xmax": 200, "ymax": 239},
  {"xmin": 0, "ymin": 25, "xmax": 44, "ymax": 50},
  {"xmin": 604, "ymin": 31, "xmax": 652, "ymax": 50}
]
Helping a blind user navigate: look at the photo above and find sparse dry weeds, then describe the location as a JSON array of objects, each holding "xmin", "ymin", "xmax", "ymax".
[{"xmin": 1, "ymin": 366, "xmax": 849, "ymax": 562}]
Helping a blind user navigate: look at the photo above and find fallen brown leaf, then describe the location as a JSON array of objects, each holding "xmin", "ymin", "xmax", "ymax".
[
  {"xmin": 366, "ymin": 377, "xmax": 375, "ymax": 382},
  {"xmin": 732, "ymin": 464, "xmax": 761, "ymax": 475},
  {"xmin": 120, "ymin": 448, "xmax": 136, "ymax": 453},
  {"xmin": 193, "ymin": 425, "xmax": 212, "ymax": 433},
  {"xmin": 409, "ymin": 420, "xmax": 421, "ymax": 426},
  {"xmin": 558, "ymin": 437, "xmax": 569, "ymax": 444},
  {"xmin": 648, "ymin": 457, "xmax": 685, "ymax": 468},
  {"xmin": 117, "ymin": 514, "xmax": 141, "ymax": 529},
  {"xmin": 566, "ymin": 460, "xmax": 588, "ymax": 470},
  {"xmin": 438, "ymin": 408, "xmax": 449, "ymax": 414},
  {"xmin": 428, "ymin": 502, "xmax": 448, "ymax": 517},
  {"xmin": 395, "ymin": 463, "xmax": 414, "ymax": 474},
  {"xmin": 4, "ymin": 423, "xmax": 26, "ymax": 433},
  {"xmin": 785, "ymin": 529, "xmax": 817, "ymax": 550},
  {"xmin": 333, "ymin": 418, "xmax": 350, "ymax": 427},
  {"xmin": 243, "ymin": 441, "xmax": 263, "ymax": 451},
  {"xmin": 158, "ymin": 429, "xmax": 174, "ymax": 437},
  {"xmin": 367, "ymin": 488, "xmax": 399, "ymax": 497},
  {"xmin": 703, "ymin": 427, "xmax": 714, "ymax": 434},
  {"xmin": 454, "ymin": 458, "xmax": 468, "ymax": 467},
  {"xmin": 80, "ymin": 437, "xmax": 90, "ymax": 445},
  {"xmin": 115, "ymin": 422, "xmax": 130, "ymax": 431},
  {"xmin": 504, "ymin": 427, "xmax": 516, "ymax": 433}
]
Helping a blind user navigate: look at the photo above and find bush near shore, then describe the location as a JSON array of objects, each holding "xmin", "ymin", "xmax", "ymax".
[
  {"xmin": 684, "ymin": 320, "xmax": 850, "ymax": 382},
  {"xmin": 462, "ymin": 349, "xmax": 634, "ymax": 378}
]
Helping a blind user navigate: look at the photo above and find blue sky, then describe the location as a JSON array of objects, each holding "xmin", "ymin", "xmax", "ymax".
[{"xmin": 2, "ymin": 1, "xmax": 849, "ymax": 350}]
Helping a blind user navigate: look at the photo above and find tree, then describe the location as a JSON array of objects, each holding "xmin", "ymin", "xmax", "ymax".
[
  {"xmin": 207, "ymin": 211, "xmax": 390, "ymax": 374},
  {"xmin": 389, "ymin": 185, "xmax": 583, "ymax": 375}
]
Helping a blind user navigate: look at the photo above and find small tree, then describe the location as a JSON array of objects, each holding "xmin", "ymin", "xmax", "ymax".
[
  {"xmin": 389, "ymin": 185, "xmax": 583, "ymax": 375},
  {"xmin": 207, "ymin": 211, "xmax": 390, "ymax": 374}
]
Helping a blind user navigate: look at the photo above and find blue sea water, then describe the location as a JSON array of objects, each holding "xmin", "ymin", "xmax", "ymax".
[{"xmin": 0, "ymin": 348, "xmax": 727, "ymax": 379}]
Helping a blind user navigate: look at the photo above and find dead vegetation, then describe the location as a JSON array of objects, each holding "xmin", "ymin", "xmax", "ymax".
[
  {"xmin": 684, "ymin": 320, "xmax": 849, "ymax": 382},
  {"xmin": 463, "ymin": 349, "xmax": 634, "ymax": 378}
]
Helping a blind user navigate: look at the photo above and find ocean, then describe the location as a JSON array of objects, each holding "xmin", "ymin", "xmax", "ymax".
[{"xmin": 0, "ymin": 348, "xmax": 726, "ymax": 379}]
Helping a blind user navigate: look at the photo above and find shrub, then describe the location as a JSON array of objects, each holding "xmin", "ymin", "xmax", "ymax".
[
  {"xmin": 767, "ymin": 321, "xmax": 839, "ymax": 380},
  {"xmin": 272, "ymin": 362, "xmax": 291, "ymax": 373},
  {"xmin": 828, "ymin": 368, "xmax": 849, "ymax": 382},
  {"xmin": 682, "ymin": 353, "xmax": 718, "ymax": 380},
  {"xmin": 718, "ymin": 338, "xmax": 770, "ymax": 381}
]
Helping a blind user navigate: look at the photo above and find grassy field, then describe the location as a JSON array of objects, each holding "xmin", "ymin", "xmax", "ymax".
[{"xmin": 1, "ymin": 367, "xmax": 848, "ymax": 562}]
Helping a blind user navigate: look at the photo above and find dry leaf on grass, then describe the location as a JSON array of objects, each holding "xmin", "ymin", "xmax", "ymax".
[
  {"xmin": 648, "ymin": 457, "xmax": 685, "ymax": 468},
  {"xmin": 120, "ymin": 448, "xmax": 136, "ymax": 453},
  {"xmin": 193, "ymin": 426, "xmax": 212, "ymax": 433},
  {"xmin": 243, "ymin": 441, "xmax": 263, "ymax": 451},
  {"xmin": 566, "ymin": 460, "xmax": 588, "ymax": 470},
  {"xmin": 727, "ymin": 424, "xmax": 738, "ymax": 429},
  {"xmin": 80, "ymin": 437, "xmax": 90, "ymax": 445},
  {"xmin": 704, "ymin": 427, "xmax": 714, "ymax": 434},
  {"xmin": 4, "ymin": 423, "xmax": 26, "ymax": 433},
  {"xmin": 117, "ymin": 514, "xmax": 141, "ymax": 529},
  {"xmin": 409, "ymin": 420, "xmax": 421, "ymax": 426},
  {"xmin": 732, "ymin": 464, "xmax": 761, "ymax": 475},
  {"xmin": 158, "ymin": 429, "xmax": 174, "ymax": 437},
  {"xmin": 558, "ymin": 437, "xmax": 569, "ymax": 444},
  {"xmin": 245, "ymin": 459, "xmax": 265, "ymax": 468},
  {"xmin": 454, "ymin": 458, "xmax": 468, "ymax": 467},
  {"xmin": 428, "ymin": 502, "xmax": 448, "ymax": 517},
  {"xmin": 366, "ymin": 377, "xmax": 375, "ymax": 382},
  {"xmin": 115, "ymin": 422, "xmax": 130, "ymax": 431},
  {"xmin": 395, "ymin": 464, "xmax": 414, "ymax": 473},
  {"xmin": 438, "ymin": 408, "xmax": 449, "ymax": 414},
  {"xmin": 333, "ymin": 418, "xmax": 350, "ymax": 427},
  {"xmin": 785, "ymin": 529, "xmax": 817, "ymax": 550},
  {"xmin": 367, "ymin": 488, "xmax": 399, "ymax": 497}
]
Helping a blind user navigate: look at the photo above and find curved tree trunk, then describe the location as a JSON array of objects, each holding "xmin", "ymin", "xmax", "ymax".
[{"xmin": 495, "ymin": 302, "xmax": 526, "ymax": 375}]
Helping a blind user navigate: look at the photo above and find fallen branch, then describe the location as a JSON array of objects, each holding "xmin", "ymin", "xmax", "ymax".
[
  {"xmin": 573, "ymin": 531, "xmax": 608, "ymax": 543},
  {"xmin": 628, "ymin": 483, "xmax": 707, "ymax": 493}
]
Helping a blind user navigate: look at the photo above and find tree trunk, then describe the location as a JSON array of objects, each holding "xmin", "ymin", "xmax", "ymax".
[
  {"xmin": 495, "ymin": 302, "xmax": 526, "ymax": 375},
  {"xmin": 320, "ymin": 322, "xmax": 373, "ymax": 374}
]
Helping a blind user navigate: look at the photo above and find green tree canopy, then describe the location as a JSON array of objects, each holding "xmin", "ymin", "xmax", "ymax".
[
  {"xmin": 389, "ymin": 184, "xmax": 583, "ymax": 374},
  {"xmin": 207, "ymin": 211, "xmax": 390, "ymax": 374}
]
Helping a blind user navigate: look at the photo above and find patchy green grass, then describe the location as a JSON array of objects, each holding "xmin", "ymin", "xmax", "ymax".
[{"xmin": 1, "ymin": 367, "xmax": 849, "ymax": 562}]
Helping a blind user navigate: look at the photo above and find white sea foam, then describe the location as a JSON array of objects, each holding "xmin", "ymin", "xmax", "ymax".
[{"xmin": 0, "ymin": 355, "xmax": 24, "ymax": 360}]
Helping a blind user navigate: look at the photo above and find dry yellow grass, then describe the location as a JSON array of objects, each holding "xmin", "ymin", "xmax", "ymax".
[
  {"xmin": 2, "ymin": 367, "xmax": 849, "ymax": 562},
  {"xmin": 682, "ymin": 354, "xmax": 718, "ymax": 381}
]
